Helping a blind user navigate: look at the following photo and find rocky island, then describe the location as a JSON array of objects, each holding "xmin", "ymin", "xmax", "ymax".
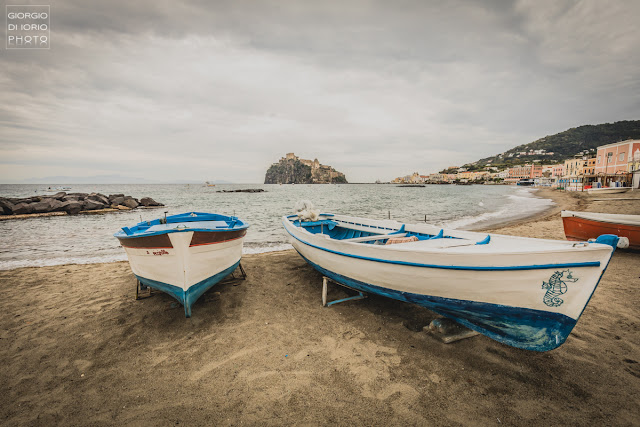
[{"xmin": 264, "ymin": 153, "xmax": 347, "ymax": 184}]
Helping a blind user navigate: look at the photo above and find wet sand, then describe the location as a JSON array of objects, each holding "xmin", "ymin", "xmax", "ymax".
[{"xmin": 1, "ymin": 189, "xmax": 639, "ymax": 425}]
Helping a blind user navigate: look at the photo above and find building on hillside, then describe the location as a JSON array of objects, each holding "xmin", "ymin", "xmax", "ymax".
[
  {"xmin": 552, "ymin": 165, "xmax": 564, "ymax": 178},
  {"xmin": 540, "ymin": 165, "xmax": 560, "ymax": 185},
  {"xmin": 428, "ymin": 173, "xmax": 449, "ymax": 183},
  {"xmin": 474, "ymin": 171, "xmax": 491, "ymax": 181},
  {"xmin": 457, "ymin": 171, "xmax": 474, "ymax": 181},
  {"xmin": 595, "ymin": 140, "xmax": 640, "ymax": 174},
  {"xmin": 629, "ymin": 148, "xmax": 640, "ymax": 172},
  {"xmin": 593, "ymin": 140, "xmax": 638, "ymax": 187},
  {"xmin": 506, "ymin": 164, "xmax": 542, "ymax": 184},
  {"xmin": 559, "ymin": 158, "xmax": 587, "ymax": 191},
  {"xmin": 631, "ymin": 148, "xmax": 640, "ymax": 189},
  {"xmin": 409, "ymin": 172, "xmax": 421, "ymax": 183},
  {"xmin": 584, "ymin": 157, "xmax": 596, "ymax": 175}
]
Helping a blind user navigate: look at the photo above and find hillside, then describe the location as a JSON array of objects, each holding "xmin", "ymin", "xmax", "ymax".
[{"xmin": 467, "ymin": 120, "xmax": 640, "ymax": 170}]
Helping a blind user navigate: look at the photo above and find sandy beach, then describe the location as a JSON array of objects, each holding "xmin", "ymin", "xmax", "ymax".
[{"xmin": 1, "ymin": 189, "xmax": 639, "ymax": 426}]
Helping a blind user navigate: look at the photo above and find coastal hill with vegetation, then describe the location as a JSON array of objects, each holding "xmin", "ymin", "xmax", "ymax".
[
  {"xmin": 445, "ymin": 120, "xmax": 640, "ymax": 173},
  {"xmin": 264, "ymin": 153, "xmax": 348, "ymax": 184}
]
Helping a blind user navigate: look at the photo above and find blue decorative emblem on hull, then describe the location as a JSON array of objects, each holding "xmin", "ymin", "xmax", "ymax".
[{"xmin": 541, "ymin": 270, "xmax": 578, "ymax": 307}]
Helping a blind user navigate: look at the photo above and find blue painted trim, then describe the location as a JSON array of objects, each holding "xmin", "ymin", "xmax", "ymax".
[
  {"xmin": 297, "ymin": 252, "xmax": 577, "ymax": 351},
  {"xmin": 115, "ymin": 212, "xmax": 249, "ymax": 239},
  {"xmin": 476, "ymin": 235, "xmax": 491, "ymax": 245},
  {"xmin": 283, "ymin": 219, "xmax": 600, "ymax": 271},
  {"xmin": 326, "ymin": 293, "xmax": 366, "ymax": 307},
  {"xmin": 135, "ymin": 261, "xmax": 240, "ymax": 317}
]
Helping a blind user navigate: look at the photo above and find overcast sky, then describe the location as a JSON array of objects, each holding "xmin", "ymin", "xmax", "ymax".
[{"xmin": 1, "ymin": 0, "xmax": 639, "ymax": 183}]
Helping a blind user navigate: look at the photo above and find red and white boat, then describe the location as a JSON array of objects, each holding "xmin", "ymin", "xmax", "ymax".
[{"xmin": 561, "ymin": 211, "xmax": 639, "ymax": 249}]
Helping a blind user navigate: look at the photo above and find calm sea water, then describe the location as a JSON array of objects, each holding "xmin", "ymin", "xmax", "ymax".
[{"xmin": 0, "ymin": 184, "xmax": 553, "ymax": 270}]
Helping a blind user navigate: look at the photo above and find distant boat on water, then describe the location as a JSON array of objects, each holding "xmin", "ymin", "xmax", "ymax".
[
  {"xmin": 115, "ymin": 212, "xmax": 249, "ymax": 317},
  {"xmin": 283, "ymin": 211, "xmax": 619, "ymax": 351},
  {"xmin": 204, "ymin": 181, "xmax": 216, "ymax": 187}
]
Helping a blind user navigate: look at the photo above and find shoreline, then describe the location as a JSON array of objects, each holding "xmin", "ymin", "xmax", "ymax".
[
  {"xmin": 0, "ymin": 186, "xmax": 562, "ymax": 271},
  {"xmin": 471, "ymin": 187, "xmax": 566, "ymax": 232},
  {"xmin": 1, "ymin": 189, "xmax": 639, "ymax": 425}
]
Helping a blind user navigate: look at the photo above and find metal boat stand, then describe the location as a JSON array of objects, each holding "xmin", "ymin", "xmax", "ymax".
[
  {"xmin": 135, "ymin": 279, "xmax": 153, "ymax": 300},
  {"xmin": 322, "ymin": 276, "xmax": 367, "ymax": 307},
  {"xmin": 425, "ymin": 317, "xmax": 479, "ymax": 344},
  {"xmin": 220, "ymin": 262, "xmax": 247, "ymax": 285}
]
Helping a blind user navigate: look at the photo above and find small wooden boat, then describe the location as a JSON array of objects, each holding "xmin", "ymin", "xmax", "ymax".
[
  {"xmin": 586, "ymin": 187, "xmax": 630, "ymax": 194},
  {"xmin": 115, "ymin": 212, "xmax": 249, "ymax": 317},
  {"xmin": 283, "ymin": 212, "xmax": 619, "ymax": 351},
  {"xmin": 562, "ymin": 210, "xmax": 639, "ymax": 250}
]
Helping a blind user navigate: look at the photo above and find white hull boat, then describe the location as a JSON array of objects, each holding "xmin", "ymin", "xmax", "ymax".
[
  {"xmin": 586, "ymin": 187, "xmax": 630, "ymax": 194},
  {"xmin": 282, "ymin": 213, "xmax": 619, "ymax": 351},
  {"xmin": 115, "ymin": 212, "xmax": 249, "ymax": 317}
]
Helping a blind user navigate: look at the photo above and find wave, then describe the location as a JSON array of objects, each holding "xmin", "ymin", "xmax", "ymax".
[
  {"xmin": 0, "ymin": 254, "xmax": 128, "ymax": 271},
  {"xmin": 441, "ymin": 188, "xmax": 554, "ymax": 230}
]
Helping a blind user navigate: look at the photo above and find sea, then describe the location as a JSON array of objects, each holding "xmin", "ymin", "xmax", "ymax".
[{"xmin": 0, "ymin": 184, "xmax": 554, "ymax": 270}]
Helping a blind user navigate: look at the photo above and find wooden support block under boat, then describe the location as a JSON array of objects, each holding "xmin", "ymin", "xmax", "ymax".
[{"xmin": 426, "ymin": 318, "xmax": 479, "ymax": 344}]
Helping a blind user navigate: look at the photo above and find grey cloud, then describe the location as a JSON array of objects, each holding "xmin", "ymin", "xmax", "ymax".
[{"xmin": 1, "ymin": 0, "xmax": 639, "ymax": 182}]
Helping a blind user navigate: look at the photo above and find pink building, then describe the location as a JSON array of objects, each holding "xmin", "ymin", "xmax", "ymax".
[{"xmin": 594, "ymin": 140, "xmax": 640, "ymax": 174}]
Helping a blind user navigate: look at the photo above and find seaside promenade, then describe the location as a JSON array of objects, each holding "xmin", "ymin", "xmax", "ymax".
[{"xmin": 0, "ymin": 189, "xmax": 638, "ymax": 425}]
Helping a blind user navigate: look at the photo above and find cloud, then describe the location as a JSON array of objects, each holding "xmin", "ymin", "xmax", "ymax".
[{"xmin": 1, "ymin": 0, "xmax": 639, "ymax": 183}]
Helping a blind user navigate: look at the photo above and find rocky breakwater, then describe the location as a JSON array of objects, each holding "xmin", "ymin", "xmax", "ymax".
[{"xmin": 0, "ymin": 192, "xmax": 163, "ymax": 219}]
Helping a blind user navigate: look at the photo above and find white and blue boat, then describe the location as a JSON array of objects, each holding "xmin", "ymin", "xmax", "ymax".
[
  {"xmin": 283, "ymin": 212, "xmax": 619, "ymax": 351},
  {"xmin": 115, "ymin": 212, "xmax": 249, "ymax": 317}
]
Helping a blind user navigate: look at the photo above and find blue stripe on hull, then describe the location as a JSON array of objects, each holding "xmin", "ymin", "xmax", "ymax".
[
  {"xmin": 135, "ymin": 261, "xmax": 240, "ymax": 318},
  {"xmin": 297, "ymin": 252, "xmax": 577, "ymax": 352},
  {"xmin": 283, "ymin": 220, "xmax": 601, "ymax": 271}
]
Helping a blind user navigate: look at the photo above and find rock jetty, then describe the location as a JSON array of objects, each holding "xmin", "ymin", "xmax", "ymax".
[
  {"xmin": 217, "ymin": 189, "xmax": 265, "ymax": 193},
  {"xmin": 0, "ymin": 192, "xmax": 163, "ymax": 219},
  {"xmin": 264, "ymin": 153, "xmax": 347, "ymax": 184}
]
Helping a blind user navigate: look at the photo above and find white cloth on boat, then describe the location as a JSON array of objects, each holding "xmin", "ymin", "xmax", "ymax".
[{"xmin": 294, "ymin": 200, "xmax": 320, "ymax": 222}]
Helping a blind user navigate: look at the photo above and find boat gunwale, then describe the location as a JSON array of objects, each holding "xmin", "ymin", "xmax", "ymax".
[
  {"xmin": 283, "ymin": 216, "xmax": 604, "ymax": 271},
  {"xmin": 115, "ymin": 226, "xmax": 249, "ymax": 239},
  {"xmin": 284, "ymin": 214, "xmax": 613, "ymax": 256},
  {"xmin": 114, "ymin": 212, "xmax": 249, "ymax": 239},
  {"xmin": 561, "ymin": 210, "xmax": 640, "ymax": 227}
]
